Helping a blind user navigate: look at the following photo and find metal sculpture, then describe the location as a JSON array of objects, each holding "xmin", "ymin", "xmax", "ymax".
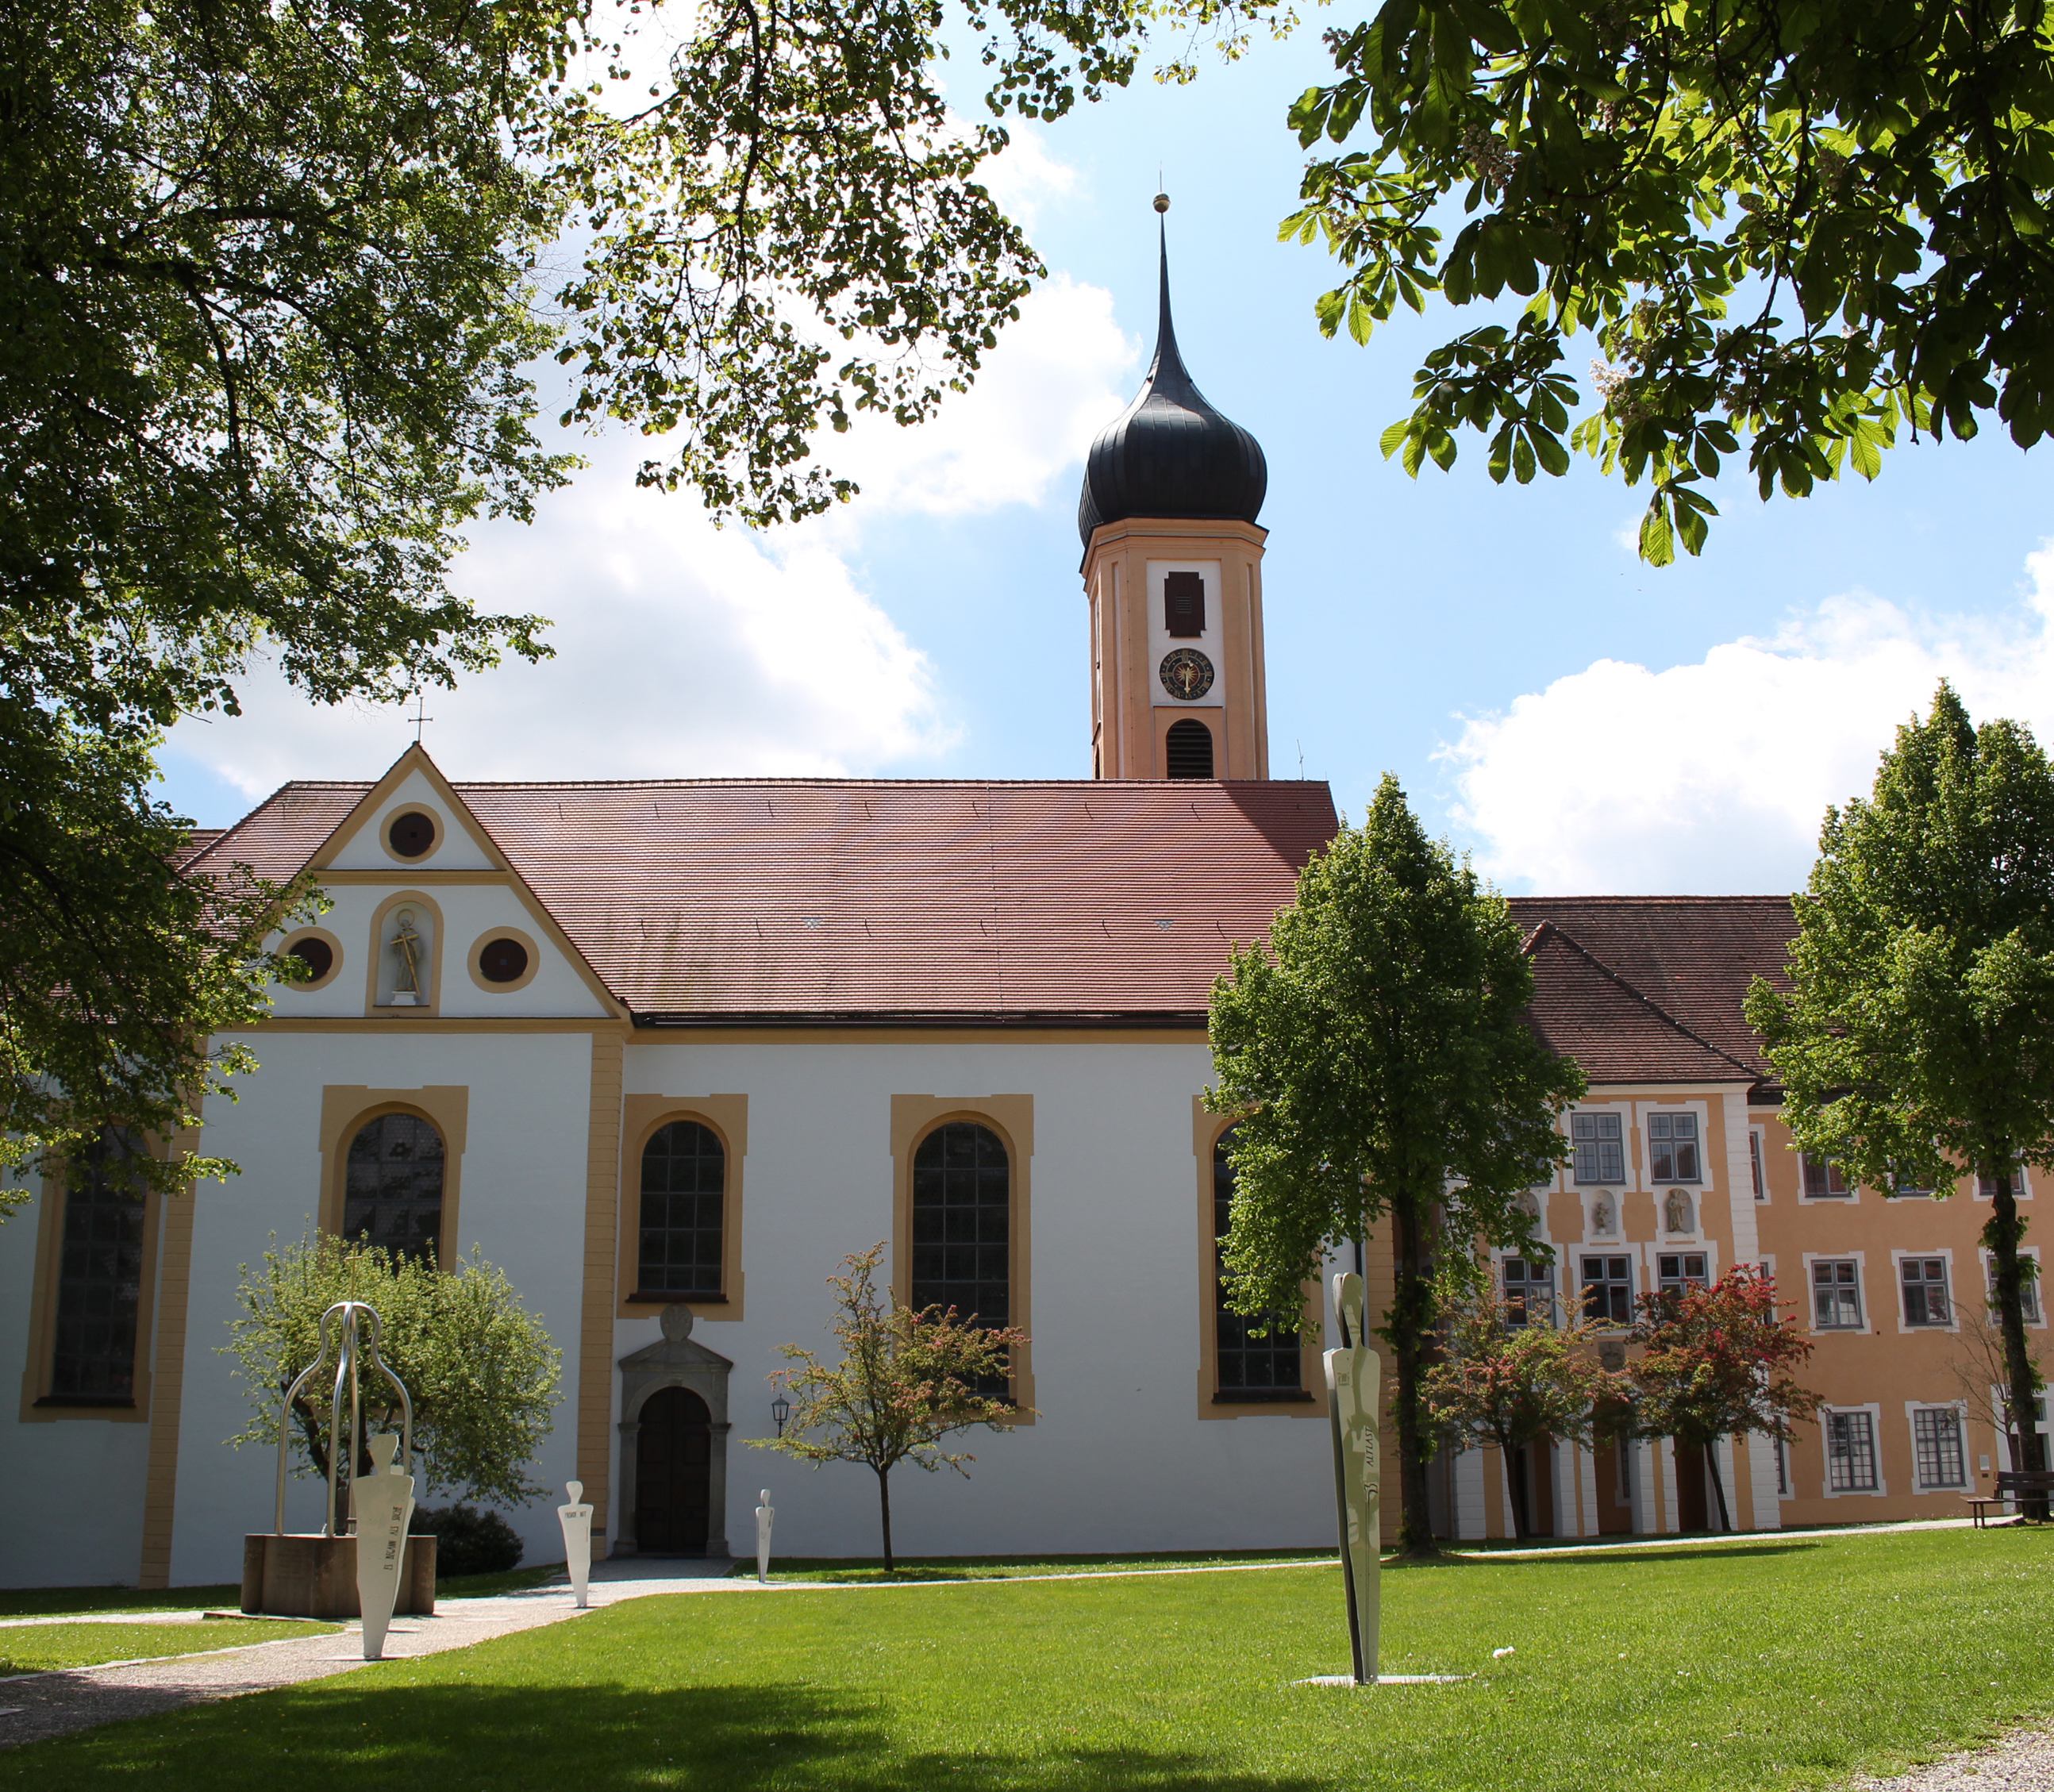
[
  {"xmin": 559, "ymin": 1481, "xmax": 594, "ymax": 1608},
  {"xmin": 1325, "ymin": 1271, "xmax": 1383, "ymax": 1684},
  {"xmin": 273, "ymin": 1300, "xmax": 417, "ymax": 1658}
]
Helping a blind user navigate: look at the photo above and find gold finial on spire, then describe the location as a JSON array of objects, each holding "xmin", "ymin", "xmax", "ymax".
[{"xmin": 1153, "ymin": 191, "xmax": 1170, "ymax": 213}]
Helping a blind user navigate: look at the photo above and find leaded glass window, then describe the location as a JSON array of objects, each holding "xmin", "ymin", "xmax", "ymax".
[
  {"xmin": 343, "ymin": 1113, "xmax": 445, "ymax": 1264},
  {"xmin": 910, "ymin": 1122, "xmax": 1010, "ymax": 1329},
  {"xmin": 638, "ymin": 1121, "xmax": 725, "ymax": 1297},
  {"xmin": 1827, "ymin": 1410, "xmax": 1879, "ymax": 1490},
  {"xmin": 47, "ymin": 1129, "xmax": 148, "ymax": 1402},
  {"xmin": 1913, "ymin": 1407, "xmax": 1966, "ymax": 1487},
  {"xmin": 1214, "ymin": 1130, "xmax": 1302, "ymax": 1398}
]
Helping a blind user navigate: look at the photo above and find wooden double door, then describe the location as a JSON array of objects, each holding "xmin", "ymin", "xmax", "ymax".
[{"xmin": 635, "ymin": 1386, "xmax": 713, "ymax": 1555}]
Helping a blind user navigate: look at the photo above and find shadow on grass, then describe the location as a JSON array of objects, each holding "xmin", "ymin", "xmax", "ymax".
[
  {"xmin": 1447, "ymin": 1541, "xmax": 1823, "ymax": 1568},
  {"xmin": 0, "ymin": 1586, "xmax": 238, "ymax": 1621},
  {"xmin": 2, "ymin": 1682, "xmax": 1333, "ymax": 1792}
]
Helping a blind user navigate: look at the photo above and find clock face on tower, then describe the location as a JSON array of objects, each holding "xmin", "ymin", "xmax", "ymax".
[{"xmin": 1159, "ymin": 648, "xmax": 1215, "ymax": 701}]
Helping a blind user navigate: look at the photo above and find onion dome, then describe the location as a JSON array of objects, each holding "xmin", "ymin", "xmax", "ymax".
[{"xmin": 1077, "ymin": 211, "xmax": 1268, "ymax": 545}]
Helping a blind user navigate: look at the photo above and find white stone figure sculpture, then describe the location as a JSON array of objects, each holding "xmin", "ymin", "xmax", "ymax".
[
  {"xmin": 390, "ymin": 909, "xmax": 423, "ymax": 1006},
  {"xmin": 559, "ymin": 1480, "xmax": 594, "ymax": 1609},
  {"xmin": 1592, "ymin": 1195, "xmax": 1614, "ymax": 1236},
  {"xmin": 1665, "ymin": 1189, "xmax": 1692, "ymax": 1235},
  {"xmin": 1514, "ymin": 1190, "xmax": 1540, "ymax": 1223},
  {"xmin": 1325, "ymin": 1271, "xmax": 1382, "ymax": 1684},
  {"xmin": 755, "ymin": 1489, "xmax": 775, "ymax": 1585},
  {"xmin": 353, "ymin": 1431, "xmax": 415, "ymax": 1661}
]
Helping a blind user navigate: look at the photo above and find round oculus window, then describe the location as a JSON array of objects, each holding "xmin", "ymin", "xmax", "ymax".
[
  {"xmin": 478, "ymin": 936, "xmax": 530, "ymax": 984},
  {"xmin": 287, "ymin": 936, "xmax": 334, "ymax": 983},
  {"xmin": 387, "ymin": 810, "xmax": 437, "ymax": 858}
]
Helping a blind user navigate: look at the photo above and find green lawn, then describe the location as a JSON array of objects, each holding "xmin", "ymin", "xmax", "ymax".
[
  {"xmin": 4, "ymin": 1528, "xmax": 2048, "ymax": 1790},
  {"xmin": 0, "ymin": 1563, "xmax": 565, "ymax": 1622},
  {"xmin": 745, "ymin": 1548, "xmax": 1335, "ymax": 1583},
  {"xmin": 0, "ymin": 1619, "xmax": 335, "ymax": 1675}
]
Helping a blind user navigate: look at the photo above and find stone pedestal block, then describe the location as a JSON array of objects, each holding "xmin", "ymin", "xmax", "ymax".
[{"xmin": 240, "ymin": 1533, "xmax": 437, "ymax": 1620}]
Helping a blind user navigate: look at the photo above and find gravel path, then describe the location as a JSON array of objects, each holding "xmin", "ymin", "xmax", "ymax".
[
  {"xmin": 0, "ymin": 1559, "xmax": 740, "ymax": 1750},
  {"xmin": 1857, "ymin": 1730, "xmax": 2054, "ymax": 1792}
]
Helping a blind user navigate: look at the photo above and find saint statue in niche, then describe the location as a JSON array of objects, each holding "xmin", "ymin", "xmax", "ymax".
[
  {"xmin": 1591, "ymin": 1195, "xmax": 1614, "ymax": 1236},
  {"xmin": 1664, "ymin": 1189, "xmax": 1693, "ymax": 1235},
  {"xmin": 1515, "ymin": 1190, "xmax": 1540, "ymax": 1223},
  {"xmin": 389, "ymin": 909, "xmax": 424, "ymax": 1006}
]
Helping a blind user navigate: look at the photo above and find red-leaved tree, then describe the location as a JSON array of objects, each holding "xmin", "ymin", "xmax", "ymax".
[{"xmin": 1628, "ymin": 1267, "xmax": 1823, "ymax": 1533}]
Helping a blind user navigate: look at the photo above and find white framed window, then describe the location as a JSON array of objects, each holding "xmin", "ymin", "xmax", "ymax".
[
  {"xmin": 1826, "ymin": 1409, "xmax": 1881, "ymax": 1493},
  {"xmin": 1984, "ymin": 1251, "xmax": 2044, "ymax": 1324},
  {"xmin": 1899, "ymin": 1256, "xmax": 1952, "ymax": 1327},
  {"xmin": 1802, "ymin": 1155, "xmax": 1852, "ymax": 1198},
  {"xmin": 1977, "ymin": 1168, "xmax": 2035, "ymax": 1202},
  {"xmin": 1750, "ymin": 1128, "xmax": 1767, "ymax": 1202},
  {"xmin": 1580, "ymin": 1254, "xmax": 1634, "ymax": 1326},
  {"xmin": 1891, "ymin": 1169, "xmax": 1933, "ymax": 1199},
  {"xmin": 1911, "ymin": 1406, "xmax": 1967, "ymax": 1489},
  {"xmin": 1648, "ymin": 1112, "xmax": 1702, "ymax": 1182},
  {"xmin": 1659, "ymin": 1252, "xmax": 1708, "ymax": 1297},
  {"xmin": 1572, "ymin": 1113, "xmax": 1625, "ymax": 1185},
  {"xmin": 1813, "ymin": 1259, "xmax": 1864, "ymax": 1329},
  {"xmin": 1502, "ymin": 1257, "xmax": 1555, "ymax": 1328}
]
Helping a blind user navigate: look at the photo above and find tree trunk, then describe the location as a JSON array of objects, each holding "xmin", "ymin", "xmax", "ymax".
[
  {"xmin": 876, "ymin": 1465, "xmax": 895, "ymax": 1572},
  {"xmin": 1387, "ymin": 1195, "xmax": 1440, "ymax": 1558},
  {"xmin": 1504, "ymin": 1441, "xmax": 1531, "ymax": 1541},
  {"xmin": 1704, "ymin": 1439, "xmax": 1733, "ymax": 1534},
  {"xmin": 1985, "ymin": 1171, "xmax": 2046, "ymax": 1517}
]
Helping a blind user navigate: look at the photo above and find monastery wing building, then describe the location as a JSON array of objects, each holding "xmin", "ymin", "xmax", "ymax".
[{"xmin": 1, "ymin": 233, "xmax": 2023, "ymax": 1589}]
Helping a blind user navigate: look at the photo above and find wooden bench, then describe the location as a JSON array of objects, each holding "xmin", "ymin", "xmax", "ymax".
[{"xmin": 1966, "ymin": 1469, "xmax": 2054, "ymax": 1526}]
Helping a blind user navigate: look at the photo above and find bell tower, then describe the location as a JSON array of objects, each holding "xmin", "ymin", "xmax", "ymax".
[{"xmin": 1079, "ymin": 198, "xmax": 1270, "ymax": 781}]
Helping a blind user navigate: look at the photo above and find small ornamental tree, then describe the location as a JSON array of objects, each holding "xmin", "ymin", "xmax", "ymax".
[
  {"xmin": 756, "ymin": 1243, "xmax": 1030, "ymax": 1572},
  {"xmin": 1421, "ymin": 1298, "xmax": 1626, "ymax": 1540},
  {"xmin": 1208, "ymin": 775, "xmax": 1586, "ymax": 1556},
  {"xmin": 1747, "ymin": 684, "xmax": 2054, "ymax": 1506},
  {"xmin": 221, "ymin": 1234, "xmax": 562, "ymax": 1513},
  {"xmin": 1626, "ymin": 1267, "xmax": 1822, "ymax": 1534}
]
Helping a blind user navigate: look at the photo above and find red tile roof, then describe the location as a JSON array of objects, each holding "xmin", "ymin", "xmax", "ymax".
[
  {"xmin": 189, "ymin": 778, "xmax": 1340, "ymax": 1024},
  {"xmin": 1510, "ymin": 896, "xmax": 1798, "ymax": 1089}
]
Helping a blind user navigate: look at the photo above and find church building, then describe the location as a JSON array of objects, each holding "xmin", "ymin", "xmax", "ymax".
[{"xmin": 1, "ymin": 232, "xmax": 2022, "ymax": 1589}]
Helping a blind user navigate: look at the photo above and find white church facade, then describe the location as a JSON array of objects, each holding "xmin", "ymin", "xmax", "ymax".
[{"xmin": 2, "ymin": 238, "xmax": 1352, "ymax": 1588}]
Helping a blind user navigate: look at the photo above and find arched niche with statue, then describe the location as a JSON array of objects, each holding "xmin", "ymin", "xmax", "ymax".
[{"xmin": 615, "ymin": 1305, "xmax": 734, "ymax": 1558}]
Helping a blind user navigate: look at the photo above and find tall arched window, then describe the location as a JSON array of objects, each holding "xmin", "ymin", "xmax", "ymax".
[
  {"xmin": 910, "ymin": 1121, "xmax": 1010, "ymax": 1328},
  {"xmin": 1214, "ymin": 1129, "xmax": 1302, "ymax": 1398},
  {"xmin": 47, "ymin": 1128, "xmax": 148, "ymax": 1403},
  {"xmin": 344, "ymin": 1113, "xmax": 445, "ymax": 1264},
  {"xmin": 638, "ymin": 1121, "xmax": 726, "ymax": 1298}
]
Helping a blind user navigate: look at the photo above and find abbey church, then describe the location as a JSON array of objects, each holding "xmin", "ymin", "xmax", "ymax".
[{"xmin": 1, "ymin": 236, "xmax": 2025, "ymax": 1588}]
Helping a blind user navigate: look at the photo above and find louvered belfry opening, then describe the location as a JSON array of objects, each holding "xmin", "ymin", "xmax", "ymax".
[
  {"xmin": 1165, "ymin": 718, "xmax": 1214, "ymax": 779},
  {"xmin": 1164, "ymin": 571, "xmax": 1205, "ymax": 637}
]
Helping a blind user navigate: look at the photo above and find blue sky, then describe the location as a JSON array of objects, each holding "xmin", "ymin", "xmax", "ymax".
[{"xmin": 158, "ymin": 24, "xmax": 2054, "ymax": 894}]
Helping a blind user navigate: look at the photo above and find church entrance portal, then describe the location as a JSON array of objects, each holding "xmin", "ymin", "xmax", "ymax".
[{"xmin": 634, "ymin": 1386, "xmax": 712, "ymax": 1554}]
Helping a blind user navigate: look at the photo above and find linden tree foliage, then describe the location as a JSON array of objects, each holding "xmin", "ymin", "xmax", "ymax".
[
  {"xmin": 0, "ymin": 0, "xmax": 1221, "ymax": 1204},
  {"xmin": 1206, "ymin": 774, "xmax": 1586, "ymax": 1553},
  {"xmin": 1746, "ymin": 683, "xmax": 2054, "ymax": 1484},
  {"xmin": 1281, "ymin": 0, "xmax": 2054, "ymax": 563}
]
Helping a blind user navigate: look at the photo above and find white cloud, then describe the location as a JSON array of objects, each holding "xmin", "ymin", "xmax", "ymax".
[
  {"xmin": 169, "ymin": 439, "xmax": 952, "ymax": 793},
  {"xmin": 166, "ymin": 260, "xmax": 1130, "ymax": 796},
  {"xmin": 1442, "ymin": 546, "xmax": 2054, "ymax": 894},
  {"xmin": 812, "ymin": 272, "xmax": 1134, "ymax": 525}
]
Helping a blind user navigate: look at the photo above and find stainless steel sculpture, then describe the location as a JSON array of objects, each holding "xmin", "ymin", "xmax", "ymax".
[
  {"xmin": 1325, "ymin": 1271, "xmax": 1383, "ymax": 1683},
  {"xmin": 275, "ymin": 1299, "xmax": 414, "ymax": 1539},
  {"xmin": 271, "ymin": 1300, "xmax": 418, "ymax": 1658}
]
